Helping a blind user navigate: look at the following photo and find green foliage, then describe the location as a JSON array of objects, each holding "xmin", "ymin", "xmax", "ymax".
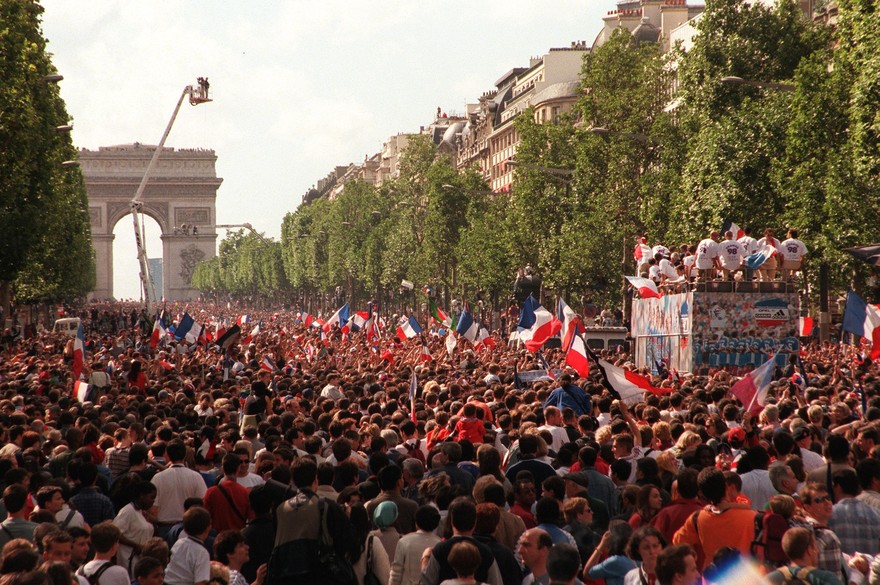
[{"xmin": 0, "ymin": 0, "xmax": 94, "ymax": 303}]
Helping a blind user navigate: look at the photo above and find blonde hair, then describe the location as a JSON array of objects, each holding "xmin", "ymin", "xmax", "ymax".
[
  {"xmin": 769, "ymin": 494, "xmax": 796, "ymax": 519},
  {"xmin": 562, "ymin": 497, "xmax": 590, "ymax": 524},
  {"xmin": 655, "ymin": 450, "xmax": 679, "ymax": 474},
  {"xmin": 674, "ymin": 431, "xmax": 702, "ymax": 456},
  {"xmin": 652, "ymin": 421, "xmax": 672, "ymax": 444},
  {"xmin": 596, "ymin": 426, "xmax": 613, "ymax": 445}
]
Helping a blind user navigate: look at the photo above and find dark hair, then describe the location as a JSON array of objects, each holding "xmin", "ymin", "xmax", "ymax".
[
  {"xmin": 656, "ymin": 544, "xmax": 695, "ymax": 585},
  {"xmin": 2, "ymin": 484, "xmax": 29, "ymax": 514},
  {"xmin": 628, "ymin": 525, "xmax": 667, "ymax": 561},
  {"xmin": 448, "ymin": 497, "xmax": 477, "ymax": 533},
  {"xmin": 547, "ymin": 543, "xmax": 581, "ymax": 583},
  {"xmin": 832, "ymin": 468, "xmax": 860, "ymax": 497},
  {"xmin": 133, "ymin": 556, "xmax": 164, "ymax": 579},
  {"xmin": 166, "ymin": 441, "xmax": 187, "ymax": 462},
  {"xmin": 535, "ymin": 497, "xmax": 560, "ymax": 525},
  {"xmin": 607, "ymin": 521, "xmax": 633, "ymax": 556},
  {"xmin": 857, "ymin": 458, "xmax": 880, "ymax": 491},
  {"xmin": 676, "ymin": 467, "xmax": 699, "ymax": 500},
  {"xmin": 378, "ymin": 464, "xmax": 403, "ymax": 491},
  {"xmin": 474, "ymin": 503, "xmax": 501, "ymax": 535},
  {"xmin": 415, "ymin": 504, "xmax": 441, "ymax": 532},
  {"xmin": 291, "ymin": 457, "xmax": 318, "ymax": 489},
  {"xmin": 182, "ymin": 506, "xmax": 212, "ymax": 538},
  {"xmin": 447, "ymin": 540, "xmax": 481, "ymax": 578},
  {"xmin": 90, "ymin": 521, "xmax": 121, "ymax": 554},
  {"xmin": 213, "ymin": 530, "xmax": 245, "ymax": 565},
  {"xmin": 698, "ymin": 467, "xmax": 726, "ymax": 505}
]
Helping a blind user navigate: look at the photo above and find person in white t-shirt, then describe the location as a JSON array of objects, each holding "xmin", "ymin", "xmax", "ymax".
[
  {"xmin": 717, "ymin": 231, "xmax": 746, "ymax": 281},
  {"xmin": 779, "ymin": 228, "xmax": 808, "ymax": 282},
  {"xmin": 657, "ymin": 254, "xmax": 678, "ymax": 284},
  {"xmin": 635, "ymin": 237, "xmax": 653, "ymax": 272},
  {"xmin": 756, "ymin": 228, "xmax": 783, "ymax": 282},
  {"xmin": 651, "ymin": 243, "xmax": 670, "ymax": 259},
  {"xmin": 694, "ymin": 232, "xmax": 721, "ymax": 281},
  {"xmin": 737, "ymin": 227, "xmax": 758, "ymax": 281}
]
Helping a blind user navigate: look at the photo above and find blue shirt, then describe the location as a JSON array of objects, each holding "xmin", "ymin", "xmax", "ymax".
[
  {"xmin": 588, "ymin": 555, "xmax": 637, "ymax": 585},
  {"xmin": 543, "ymin": 384, "xmax": 591, "ymax": 416}
]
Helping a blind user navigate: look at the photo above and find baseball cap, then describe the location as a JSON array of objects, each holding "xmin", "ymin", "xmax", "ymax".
[{"xmin": 728, "ymin": 428, "xmax": 746, "ymax": 444}]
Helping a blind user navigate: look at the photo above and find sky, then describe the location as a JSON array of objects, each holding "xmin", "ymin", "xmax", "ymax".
[{"xmin": 40, "ymin": 1, "xmax": 613, "ymax": 299}]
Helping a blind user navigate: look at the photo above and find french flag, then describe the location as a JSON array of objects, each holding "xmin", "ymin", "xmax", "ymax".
[
  {"xmin": 72, "ymin": 323, "xmax": 85, "ymax": 380},
  {"xmin": 237, "ymin": 314, "xmax": 250, "ymax": 325},
  {"xmin": 74, "ymin": 380, "xmax": 89, "ymax": 403},
  {"xmin": 455, "ymin": 304, "xmax": 480, "ymax": 343},
  {"xmin": 557, "ymin": 298, "xmax": 582, "ymax": 340},
  {"xmin": 396, "ymin": 315, "xmax": 422, "ymax": 342},
  {"xmin": 517, "ymin": 295, "xmax": 562, "ymax": 352},
  {"xmin": 244, "ymin": 322, "xmax": 261, "ymax": 344},
  {"xmin": 261, "ymin": 356, "xmax": 278, "ymax": 373},
  {"xmin": 730, "ymin": 354, "xmax": 778, "ymax": 414},
  {"xmin": 589, "ymin": 348, "xmax": 668, "ymax": 405},
  {"xmin": 842, "ymin": 291, "xmax": 880, "ymax": 359},
  {"xmin": 721, "ymin": 220, "xmax": 745, "ymax": 240},
  {"xmin": 564, "ymin": 323, "xmax": 590, "ymax": 378},
  {"xmin": 347, "ymin": 311, "xmax": 369, "ymax": 333},
  {"xmin": 799, "ymin": 316, "xmax": 814, "ymax": 337},
  {"xmin": 745, "ymin": 243, "xmax": 777, "ymax": 270},
  {"xmin": 475, "ymin": 326, "xmax": 495, "ymax": 350},
  {"xmin": 625, "ymin": 276, "xmax": 662, "ymax": 299},
  {"xmin": 150, "ymin": 318, "xmax": 167, "ymax": 349},
  {"xmin": 175, "ymin": 312, "xmax": 202, "ymax": 344},
  {"xmin": 323, "ymin": 304, "xmax": 349, "ymax": 332},
  {"xmin": 420, "ymin": 341, "xmax": 433, "ymax": 362}
]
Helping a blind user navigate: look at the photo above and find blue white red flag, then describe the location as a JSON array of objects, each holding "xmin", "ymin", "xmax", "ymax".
[
  {"xmin": 323, "ymin": 304, "xmax": 349, "ymax": 332},
  {"xmin": 347, "ymin": 311, "xmax": 369, "ymax": 333},
  {"xmin": 730, "ymin": 354, "xmax": 778, "ymax": 414},
  {"xmin": 799, "ymin": 316, "xmax": 814, "ymax": 337},
  {"xmin": 455, "ymin": 304, "xmax": 480, "ymax": 343},
  {"xmin": 721, "ymin": 220, "xmax": 745, "ymax": 239},
  {"xmin": 396, "ymin": 315, "xmax": 422, "ymax": 342},
  {"xmin": 72, "ymin": 323, "xmax": 85, "ymax": 380},
  {"xmin": 745, "ymin": 244, "xmax": 777, "ymax": 270},
  {"xmin": 517, "ymin": 295, "xmax": 562, "ymax": 352},
  {"xmin": 625, "ymin": 276, "xmax": 662, "ymax": 299},
  {"xmin": 843, "ymin": 290, "xmax": 880, "ymax": 359}
]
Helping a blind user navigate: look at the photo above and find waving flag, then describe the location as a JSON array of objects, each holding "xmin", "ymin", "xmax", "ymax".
[
  {"xmin": 730, "ymin": 354, "xmax": 778, "ymax": 414},
  {"xmin": 842, "ymin": 290, "xmax": 880, "ymax": 359},
  {"xmin": 175, "ymin": 312, "xmax": 202, "ymax": 344},
  {"xmin": 323, "ymin": 304, "xmax": 350, "ymax": 332},
  {"xmin": 74, "ymin": 380, "xmax": 90, "ymax": 403},
  {"xmin": 72, "ymin": 323, "xmax": 85, "ymax": 380},
  {"xmin": 517, "ymin": 295, "xmax": 562, "ymax": 352},
  {"xmin": 237, "ymin": 314, "xmax": 250, "ymax": 325},
  {"xmin": 721, "ymin": 220, "xmax": 745, "ymax": 240},
  {"xmin": 261, "ymin": 356, "xmax": 278, "ymax": 373},
  {"xmin": 564, "ymin": 323, "xmax": 590, "ymax": 378},
  {"xmin": 420, "ymin": 340, "xmax": 433, "ymax": 362},
  {"xmin": 475, "ymin": 326, "xmax": 495, "ymax": 350},
  {"xmin": 557, "ymin": 298, "xmax": 582, "ymax": 341},
  {"xmin": 430, "ymin": 300, "xmax": 452, "ymax": 327},
  {"xmin": 445, "ymin": 331, "xmax": 457, "ymax": 356},
  {"xmin": 347, "ymin": 311, "xmax": 369, "ymax": 333},
  {"xmin": 396, "ymin": 315, "xmax": 422, "ymax": 342},
  {"xmin": 244, "ymin": 322, "xmax": 261, "ymax": 345},
  {"xmin": 150, "ymin": 318, "xmax": 167, "ymax": 349},
  {"xmin": 799, "ymin": 316, "xmax": 814, "ymax": 338},
  {"xmin": 409, "ymin": 369, "xmax": 419, "ymax": 422},
  {"xmin": 455, "ymin": 304, "xmax": 480, "ymax": 343},
  {"xmin": 216, "ymin": 324, "xmax": 241, "ymax": 350},
  {"xmin": 745, "ymin": 244, "xmax": 777, "ymax": 270},
  {"xmin": 588, "ymin": 347, "xmax": 667, "ymax": 405},
  {"xmin": 625, "ymin": 276, "xmax": 662, "ymax": 299}
]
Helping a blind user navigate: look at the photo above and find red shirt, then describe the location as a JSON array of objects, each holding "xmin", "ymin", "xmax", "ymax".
[
  {"xmin": 204, "ymin": 479, "xmax": 250, "ymax": 532},
  {"xmin": 454, "ymin": 418, "xmax": 485, "ymax": 444},
  {"xmin": 510, "ymin": 502, "xmax": 537, "ymax": 529},
  {"xmin": 649, "ymin": 498, "xmax": 704, "ymax": 544}
]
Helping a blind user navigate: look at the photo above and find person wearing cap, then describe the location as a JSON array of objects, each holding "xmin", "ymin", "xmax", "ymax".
[{"xmin": 370, "ymin": 501, "xmax": 401, "ymax": 560}]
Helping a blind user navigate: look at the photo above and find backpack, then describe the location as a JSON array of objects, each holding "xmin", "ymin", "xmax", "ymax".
[
  {"xmin": 404, "ymin": 439, "xmax": 426, "ymax": 465},
  {"xmin": 751, "ymin": 510, "xmax": 789, "ymax": 567}
]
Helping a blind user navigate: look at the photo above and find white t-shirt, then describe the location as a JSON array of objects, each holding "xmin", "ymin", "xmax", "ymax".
[
  {"xmin": 658, "ymin": 258, "xmax": 678, "ymax": 281},
  {"xmin": 738, "ymin": 236, "xmax": 758, "ymax": 255},
  {"xmin": 756, "ymin": 237, "xmax": 782, "ymax": 255},
  {"xmin": 79, "ymin": 560, "xmax": 130, "ymax": 585},
  {"xmin": 648, "ymin": 265, "xmax": 661, "ymax": 282},
  {"xmin": 780, "ymin": 238, "xmax": 808, "ymax": 262},
  {"xmin": 635, "ymin": 243, "xmax": 653, "ymax": 265},
  {"xmin": 717, "ymin": 239, "xmax": 746, "ymax": 270},
  {"xmin": 694, "ymin": 239, "xmax": 719, "ymax": 269}
]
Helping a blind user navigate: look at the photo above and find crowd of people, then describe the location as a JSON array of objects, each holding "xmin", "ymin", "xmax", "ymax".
[
  {"xmin": 0, "ymin": 297, "xmax": 876, "ymax": 585},
  {"xmin": 635, "ymin": 227, "xmax": 809, "ymax": 291}
]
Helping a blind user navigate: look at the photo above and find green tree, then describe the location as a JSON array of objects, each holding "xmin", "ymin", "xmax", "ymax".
[{"xmin": 0, "ymin": 0, "xmax": 93, "ymax": 307}]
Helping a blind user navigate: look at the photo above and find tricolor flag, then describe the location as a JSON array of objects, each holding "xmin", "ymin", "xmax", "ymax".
[
  {"xmin": 842, "ymin": 290, "xmax": 880, "ymax": 359},
  {"xmin": 72, "ymin": 323, "xmax": 85, "ymax": 380},
  {"xmin": 589, "ymin": 348, "xmax": 668, "ymax": 405},
  {"xmin": 799, "ymin": 316, "xmax": 814, "ymax": 338},
  {"xmin": 74, "ymin": 380, "xmax": 89, "ymax": 403},
  {"xmin": 396, "ymin": 315, "xmax": 422, "ymax": 342},
  {"xmin": 429, "ymin": 300, "xmax": 452, "ymax": 327},
  {"xmin": 175, "ymin": 312, "xmax": 202, "ymax": 344},
  {"xmin": 150, "ymin": 318, "xmax": 167, "ymax": 349},
  {"xmin": 215, "ymin": 324, "xmax": 241, "ymax": 350},
  {"xmin": 517, "ymin": 295, "xmax": 562, "ymax": 352},
  {"xmin": 455, "ymin": 304, "xmax": 480, "ymax": 343},
  {"xmin": 365, "ymin": 312, "xmax": 381, "ymax": 341},
  {"xmin": 475, "ymin": 326, "xmax": 495, "ymax": 350},
  {"xmin": 745, "ymin": 244, "xmax": 777, "ymax": 270},
  {"xmin": 730, "ymin": 353, "xmax": 778, "ymax": 414},
  {"xmin": 261, "ymin": 356, "xmax": 278, "ymax": 373},
  {"xmin": 347, "ymin": 311, "xmax": 369, "ymax": 333},
  {"xmin": 323, "ymin": 304, "xmax": 350, "ymax": 332},
  {"xmin": 625, "ymin": 276, "xmax": 662, "ymax": 299},
  {"xmin": 634, "ymin": 239, "xmax": 652, "ymax": 263},
  {"xmin": 244, "ymin": 322, "xmax": 261, "ymax": 345},
  {"xmin": 557, "ymin": 298, "xmax": 582, "ymax": 341},
  {"xmin": 721, "ymin": 220, "xmax": 745, "ymax": 240},
  {"xmin": 420, "ymin": 340, "xmax": 433, "ymax": 362},
  {"xmin": 564, "ymin": 324, "xmax": 590, "ymax": 378},
  {"xmin": 237, "ymin": 314, "xmax": 251, "ymax": 325}
]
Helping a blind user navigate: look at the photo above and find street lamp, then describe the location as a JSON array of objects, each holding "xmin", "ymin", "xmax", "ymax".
[
  {"xmin": 55, "ymin": 124, "xmax": 73, "ymax": 133},
  {"xmin": 60, "ymin": 160, "xmax": 79, "ymax": 168},
  {"xmin": 43, "ymin": 74, "xmax": 63, "ymax": 83},
  {"xmin": 505, "ymin": 158, "xmax": 574, "ymax": 180}
]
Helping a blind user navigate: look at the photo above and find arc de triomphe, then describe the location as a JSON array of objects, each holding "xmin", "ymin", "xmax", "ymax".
[{"xmin": 80, "ymin": 144, "xmax": 223, "ymax": 302}]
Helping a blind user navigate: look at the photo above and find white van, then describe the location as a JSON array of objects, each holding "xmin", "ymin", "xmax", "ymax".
[{"xmin": 53, "ymin": 317, "xmax": 81, "ymax": 336}]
